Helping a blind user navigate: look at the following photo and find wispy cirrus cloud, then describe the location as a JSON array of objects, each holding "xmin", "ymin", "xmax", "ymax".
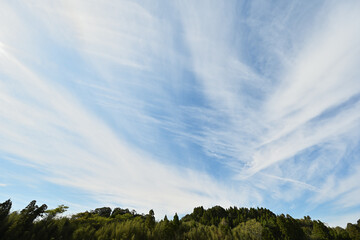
[
  {"xmin": 0, "ymin": 38, "xmax": 246, "ymax": 216},
  {"xmin": 0, "ymin": 0, "xmax": 253, "ymax": 217},
  {"xmin": 176, "ymin": 0, "xmax": 360, "ymax": 224},
  {"xmin": 1, "ymin": 0, "xmax": 360, "ymax": 227}
]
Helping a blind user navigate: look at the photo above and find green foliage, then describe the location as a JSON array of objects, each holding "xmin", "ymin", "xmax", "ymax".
[
  {"xmin": 93, "ymin": 207, "xmax": 112, "ymax": 218},
  {"xmin": 173, "ymin": 213, "xmax": 180, "ymax": 228},
  {"xmin": 333, "ymin": 226, "xmax": 351, "ymax": 240},
  {"xmin": 0, "ymin": 198, "xmax": 359, "ymax": 240},
  {"xmin": 0, "ymin": 199, "xmax": 12, "ymax": 222},
  {"xmin": 276, "ymin": 214, "xmax": 306, "ymax": 240},
  {"xmin": 0, "ymin": 199, "xmax": 12, "ymax": 236},
  {"xmin": 45, "ymin": 204, "xmax": 69, "ymax": 220},
  {"xmin": 346, "ymin": 222, "xmax": 360, "ymax": 240},
  {"xmin": 111, "ymin": 207, "xmax": 130, "ymax": 218},
  {"xmin": 311, "ymin": 220, "xmax": 334, "ymax": 240},
  {"xmin": 232, "ymin": 219, "xmax": 263, "ymax": 240},
  {"xmin": 145, "ymin": 209, "xmax": 155, "ymax": 230}
]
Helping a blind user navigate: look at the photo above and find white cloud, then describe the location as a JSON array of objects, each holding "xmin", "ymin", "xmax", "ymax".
[
  {"xmin": 177, "ymin": 0, "xmax": 360, "ymax": 222},
  {"xmin": 249, "ymin": 1, "xmax": 360, "ymax": 176},
  {"xmin": 0, "ymin": 0, "xmax": 255, "ymax": 217},
  {"xmin": 177, "ymin": 0, "xmax": 360, "ymax": 175},
  {"xmin": 1, "ymin": 0, "xmax": 360, "ymax": 226},
  {"xmin": 0, "ymin": 46, "xmax": 245, "ymax": 216}
]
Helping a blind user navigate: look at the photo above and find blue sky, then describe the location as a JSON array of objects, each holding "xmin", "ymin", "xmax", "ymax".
[{"xmin": 1, "ymin": 0, "xmax": 360, "ymax": 227}]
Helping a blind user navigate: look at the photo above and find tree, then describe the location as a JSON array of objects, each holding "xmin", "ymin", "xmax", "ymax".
[
  {"xmin": 111, "ymin": 207, "xmax": 130, "ymax": 218},
  {"xmin": 276, "ymin": 214, "xmax": 305, "ymax": 240},
  {"xmin": 232, "ymin": 219, "xmax": 262, "ymax": 240},
  {"xmin": 333, "ymin": 226, "xmax": 350, "ymax": 240},
  {"xmin": 2, "ymin": 198, "xmax": 360, "ymax": 240},
  {"xmin": 19, "ymin": 200, "xmax": 48, "ymax": 227},
  {"xmin": 145, "ymin": 209, "xmax": 155, "ymax": 230},
  {"xmin": 312, "ymin": 220, "xmax": 333, "ymax": 240},
  {"xmin": 0, "ymin": 199, "xmax": 12, "ymax": 236},
  {"xmin": 44, "ymin": 204, "xmax": 68, "ymax": 220},
  {"xmin": 219, "ymin": 217, "xmax": 230, "ymax": 236},
  {"xmin": 154, "ymin": 215, "xmax": 175, "ymax": 240},
  {"xmin": 3, "ymin": 200, "xmax": 47, "ymax": 239},
  {"xmin": 173, "ymin": 213, "xmax": 180, "ymax": 228},
  {"xmin": 0, "ymin": 199, "xmax": 12, "ymax": 222},
  {"xmin": 93, "ymin": 207, "xmax": 112, "ymax": 218},
  {"xmin": 346, "ymin": 222, "xmax": 360, "ymax": 240}
]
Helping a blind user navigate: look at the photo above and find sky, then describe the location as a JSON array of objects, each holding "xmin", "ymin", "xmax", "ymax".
[{"xmin": 0, "ymin": 0, "xmax": 360, "ymax": 227}]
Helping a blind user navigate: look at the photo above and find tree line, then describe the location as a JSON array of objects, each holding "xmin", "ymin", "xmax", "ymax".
[{"xmin": 1, "ymin": 199, "xmax": 359, "ymax": 239}]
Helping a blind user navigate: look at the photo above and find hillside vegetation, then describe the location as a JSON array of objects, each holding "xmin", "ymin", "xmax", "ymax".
[{"xmin": 0, "ymin": 199, "xmax": 359, "ymax": 240}]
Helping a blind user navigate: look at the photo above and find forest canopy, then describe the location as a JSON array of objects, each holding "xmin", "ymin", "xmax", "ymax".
[{"xmin": 0, "ymin": 199, "xmax": 359, "ymax": 240}]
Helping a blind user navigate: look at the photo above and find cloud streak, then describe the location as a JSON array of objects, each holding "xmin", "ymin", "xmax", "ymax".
[
  {"xmin": 0, "ymin": 0, "xmax": 260, "ymax": 218},
  {"xmin": 0, "ymin": 0, "xmax": 360, "ymax": 226},
  {"xmin": 176, "ymin": 0, "xmax": 360, "ymax": 225}
]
